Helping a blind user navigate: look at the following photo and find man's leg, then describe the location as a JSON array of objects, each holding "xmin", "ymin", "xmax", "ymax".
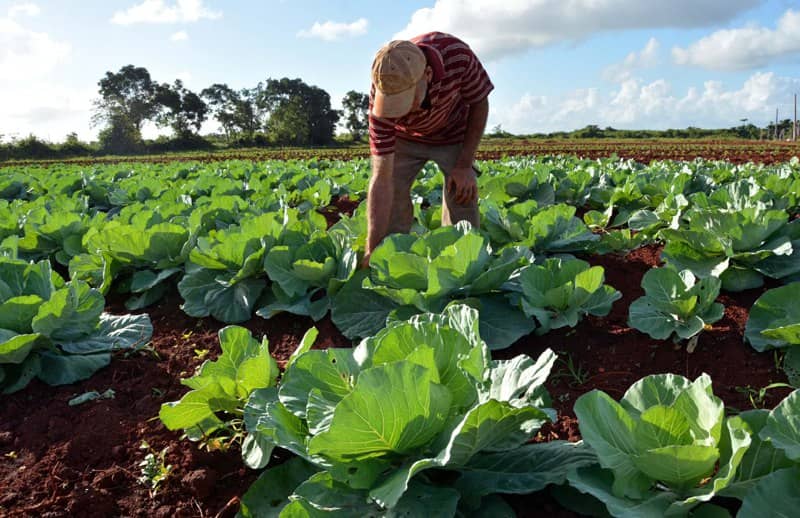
[
  {"xmin": 386, "ymin": 138, "xmax": 428, "ymax": 234},
  {"xmin": 430, "ymin": 142, "xmax": 480, "ymax": 228}
]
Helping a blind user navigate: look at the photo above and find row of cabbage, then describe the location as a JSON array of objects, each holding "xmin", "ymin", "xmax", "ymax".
[
  {"xmin": 158, "ymin": 306, "xmax": 800, "ymax": 518},
  {"xmin": 1, "ymin": 157, "xmax": 799, "ymax": 368},
  {"xmin": 2, "ymin": 157, "xmax": 798, "ymax": 289},
  {"xmin": 0, "ymin": 256, "xmax": 153, "ymax": 393},
  {"xmin": 2, "ymin": 157, "xmax": 799, "ymax": 381}
]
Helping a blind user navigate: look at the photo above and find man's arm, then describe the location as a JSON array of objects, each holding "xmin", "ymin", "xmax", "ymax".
[
  {"xmin": 448, "ymin": 97, "xmax": 489, "ymax": 204},
  {"xmin": 363, "ymin": 153, "xmax": 395, "ymax": 265}
]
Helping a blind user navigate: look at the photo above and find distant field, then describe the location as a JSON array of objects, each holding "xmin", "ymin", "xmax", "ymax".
[{"xmin": 3, "ymin": 137, "xmax": 800, "ymax": 166}]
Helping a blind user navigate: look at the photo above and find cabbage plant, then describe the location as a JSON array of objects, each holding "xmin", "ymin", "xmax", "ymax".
[
  {"xmin": 159, "ymin": 325, "xmax": 286, "ymax": 463},
  {"xmin": 239, "ymin": 305, "xmax": 596, "ymax": 517},
  {"xmin": 514, "ymin": 257, "xmax": 621, "ymax": 335},
  {"xmin": 660, "ymin": 209, "xmax": 800, "ymax": 291},
  {"xmin": 332, "ymin": 222, "xmax": 536, "ymax": 349},
  {"xmin": 569, "ymin": 374, "xmax": 752, "ymax": 517},
  {"xmin": 0, "ymin": 256, "xmax": 153, "ymax": 394},
  {"xmin": 738, "ymin": 389, "xmax": 800, "ymax": 518},
  {"xmin": 628, "ymin": 268, "xmax": 724, "ymax": 345},
  {"xmin": 744, "ymin": 282, "xmax": 800, "ymax": 386}
]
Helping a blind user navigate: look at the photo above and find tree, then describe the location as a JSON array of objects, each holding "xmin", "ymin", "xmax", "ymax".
[
  {"xmin": 97, "ymin": 114, "xmax": 142, "ymax": 155},
  {"xmin": 268, "ymin": 97, "xmax": 311, "ymax": 145},
  {"xmin": 258, "ymin": 78, "xmax": 340, "ymax": 146},
  {"xmin": 93, "ymin": 65, "xmax": 159, "ymax": 133},
  {"xmin": 201, "ymin": 84, "xmax": 259, "ymax": 141},
  {"xmin": 341, "ymin": 90, "xmax": 368, "ymax": 141},
  {"xmin": 155, "ymin": 80, "xmax": 209, "ymax": 137}
]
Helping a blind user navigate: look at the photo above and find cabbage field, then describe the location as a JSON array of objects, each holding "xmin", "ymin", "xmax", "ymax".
[{"xmin": 1, "ymin": 153, "xmax": 800, "ymax": 517}]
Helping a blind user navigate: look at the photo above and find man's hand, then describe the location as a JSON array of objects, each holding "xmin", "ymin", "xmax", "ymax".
[{"xmin": 447, "ymin": 164, "xmax": 478, "ymax": 205}]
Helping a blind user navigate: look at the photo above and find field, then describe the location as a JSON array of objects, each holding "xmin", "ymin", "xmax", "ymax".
[
  {"xmin": 1, "ymin": 144, "xmax": 800, "ymax": 517},
  {"xmin": 3, "ymin": 137, "xmax": 800, "ymax": 167}
]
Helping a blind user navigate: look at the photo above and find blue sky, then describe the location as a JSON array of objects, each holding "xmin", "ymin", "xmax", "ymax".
[{"xmin": 1, "ymin": 0, "xmax": 799, "ymax": 142}]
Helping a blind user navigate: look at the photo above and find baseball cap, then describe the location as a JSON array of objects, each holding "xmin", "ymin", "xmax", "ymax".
[{"xmin": 371, "ymin": 40, "xmax": 426, "ymax": 118}]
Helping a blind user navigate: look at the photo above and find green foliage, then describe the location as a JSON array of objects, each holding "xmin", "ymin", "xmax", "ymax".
[
  {"xmin": 745, "ymin": 282, "xmax": 800, "ymax": 352},
  {"xmin": 341, "ymin": 90, "xmax": 368, "ymax": 141},
  {"xmin": 737, "ymin": 389, "xmax": 800, "ymax": 517},
  {"xmin": 0, "ymin": 256, "xmax": 153, "ymax": 394},
  {"xmin": 483, "ymin": 202, "xmax": 598, "ymax": 253},
  {"xmin": 628, "ymin": 268, "xmax": 724, "ymax": 342},
  {"xmin": 159, "ymin": 326, "xmax": 279, "ymax": 457},
  {"xmin": 240, "ymin": 305, "xmax": 595, "ymax": 516},
  {"xmin": 260, "ymin": 78, "xmax": 341, "ymax": 146},
  {"xmin": 137, "ymin": 441, "xmax": 172, "ymax": 497},
  {"xmin": 571, "ymin": 374, "xmax": 750, "ymax": 517},
  {"xmin": 154, "ymin": 79, "xmax": 209, "ymax": 137},
  {"xmin": 516, "ymin": 257, "xmax": 621, "ymax": 335},
  {"xmin": 660, "ymin": 208, "xmax": 799, "ymax": 291},
  {"xmin": 332, "ymin": 222, "xmax": 535, "ymax": 349}
]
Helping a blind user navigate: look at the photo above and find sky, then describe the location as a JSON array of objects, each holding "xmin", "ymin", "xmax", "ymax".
[{"xmin": 1, "ymin": 0, "xmax": 800, "ymax": 142}]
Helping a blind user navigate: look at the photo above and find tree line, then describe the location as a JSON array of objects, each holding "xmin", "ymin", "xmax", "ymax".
[
  {"xmin": 93, "ymin": 65, "xmax": 370, "ymax": 154},
  {"xmin": 1, "ymin": 65, "xmax": 369, "ymax": 159}
]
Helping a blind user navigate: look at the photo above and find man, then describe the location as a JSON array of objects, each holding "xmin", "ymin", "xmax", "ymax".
[{"xmin": 363, "ymin": 32, "xmax": 493, "ymax": 266}]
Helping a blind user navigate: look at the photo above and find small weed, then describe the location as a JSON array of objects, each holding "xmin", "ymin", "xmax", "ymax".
[
  {"xmin": 138, "ymin": 441, "xmax": 172, "ymax": 497},
  {"xmin": 125, "ymin": 343, "xmax": 160, "ymax": 360},
  {"xmin": 735, "ymin": 383, "xmax": 793, "ymax": 409},
  {"xmin": 773, "ymin": 350, "xmax": 785, "ymax": 372},
  {"xmin": 193, "ymin": 348, "xmax": 209, "ymax": 360},
  {"xmin": 552, "ymin": 353, "xmax": 590, "ymax": 387}
]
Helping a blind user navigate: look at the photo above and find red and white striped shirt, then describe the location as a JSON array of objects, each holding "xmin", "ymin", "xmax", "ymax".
[{"xmin": 369, "ymin": 32, "xmax": 494, "ymax": 156}]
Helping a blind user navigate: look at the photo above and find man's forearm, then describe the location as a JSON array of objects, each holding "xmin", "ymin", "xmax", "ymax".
[
  {"xmin": 455, "ymin": 98, "xmax": 489, "ymax": 167},
  {"xmin": 365, "ymin": 153, "xmax": 395, "ymax": 255}
]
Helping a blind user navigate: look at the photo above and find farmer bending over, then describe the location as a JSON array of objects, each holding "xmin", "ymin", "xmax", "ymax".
[{"xmin": 363, "ymin": 32, "xmax": 493, "ymax": 266}]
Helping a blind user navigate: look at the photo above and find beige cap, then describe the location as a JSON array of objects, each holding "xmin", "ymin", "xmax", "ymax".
[{"xmin": 371, "ymin": 40, "xmax": 426, "ymax": 118}]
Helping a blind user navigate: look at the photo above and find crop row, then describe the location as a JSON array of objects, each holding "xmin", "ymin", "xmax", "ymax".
[
  {"xmin": 157, "ymin": 307, "xmax": 800, "ymax": 517},
  {"xmin": 1, "ymin": 156, "xmax": 800, "ymax": 390}
]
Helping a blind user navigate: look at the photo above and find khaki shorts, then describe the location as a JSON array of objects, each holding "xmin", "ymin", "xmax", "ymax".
[{"xmin": 386, "ymin": 137, "xmax": 480, "ymax": 234}]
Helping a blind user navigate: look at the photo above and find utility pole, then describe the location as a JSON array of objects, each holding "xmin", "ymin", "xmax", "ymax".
[
  {"xmin": 794, "ymin": 93, "xmax": 797, "ymax": 142},
  {"xmin": 775, "ymin": 108, "xmax": 779, "ymax": 140}
]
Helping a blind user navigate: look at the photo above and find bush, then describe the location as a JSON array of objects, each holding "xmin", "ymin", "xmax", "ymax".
[{"xmin": 98, "ymin": 117, "xmax": 144, "ymax": 155}]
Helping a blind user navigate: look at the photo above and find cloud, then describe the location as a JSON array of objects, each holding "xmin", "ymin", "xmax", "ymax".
[
  {"xmin": 297, "ymin": 18, "xmax": 368, "ymax": 41},
  {"xmin": 0, "ymin": 17, "xmax": 70, "ymax": 80},
  {"xmin": 170, "ymin": 30, "xmax": 188, "ymax": 41},
  {"xmin": 494, "ymin": 72, "xmax": 800, "ymax": 133},
  {"xmin": 603, "ymin": 37, "xmax": 660, "ymax": 82},
  {"xmin": 111, "ymin": 0, "xmax": 221, "ymax": 25},
  {"xmin": 395, "ymin": 0, "xmax": 762, "ymax": 61},
  {"xmin": 0, "ymin": 83, "xmax": 95, "ymax": 142},
  {"xmin": 8, "ymin": 2, "xmax": 40, "ymax": 17},
  {"xmin": 0, "ymin": 13, "xmax": 93, "ymax": 142},
  {"xmin": 673, "ymin": 9, "xmax": 800, "ymax": 70}
]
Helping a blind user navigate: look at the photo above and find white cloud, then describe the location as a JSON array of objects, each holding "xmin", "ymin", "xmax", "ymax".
[
  {"xmin": 297, "ymin": 18, "xmax": 368, "ymax": 41},
  {"xmin": 494, "ymin": 72, "xmax": 800, "ymax": 133},
  {"xmin": 0, "ymin": 13, "xmax": 94, "ymax": 142},
  {"xmin": 170, "ymin": 30, "xmax": 189, "ymax": 41},
  {"xmin": 0, "ymin": 83, "xmax": 95, "ymax": 142},
  {"xmin": 603, "ymin": 37, "xmax": 660, "ymax": 82},
  {"xmin": 673, "ymin": 9, "xmax": 800, "ymax": 70},
  {"xmin": 395, "ymin": 0, "xmax": 761, "ymax": 61},
  {"xmin": 8, "ymin": 2, "xmax": 40, "ymax": 18},
  {"xmin": 111, "ymin": 0, "xmax": 221, "ymax": 25},
  {"xmin": 0, "ymin": 17, "xmax": 70, "ymax": 80}
]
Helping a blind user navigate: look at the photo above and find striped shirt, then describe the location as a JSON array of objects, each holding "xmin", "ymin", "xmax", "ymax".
[{"xmin": 369, "ymin": 32, "xmax": 494, "ymax": 156}]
